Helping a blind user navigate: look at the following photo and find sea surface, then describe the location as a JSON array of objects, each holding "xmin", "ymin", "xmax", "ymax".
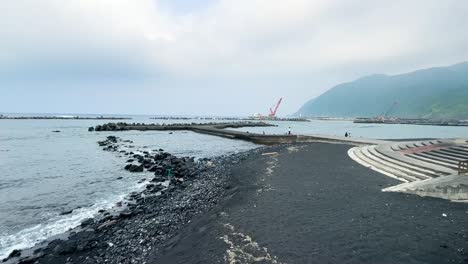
[
  {"xmin": 233, "ymin": 119, "xmax": 468, "ymax": 139},
  {"xmin": 0, "ymin": 115, "xmax": 467, "ymax": 258},
  {"xmin": 0, "ymin": 116, "xmax": 257, "ymax": 259}
]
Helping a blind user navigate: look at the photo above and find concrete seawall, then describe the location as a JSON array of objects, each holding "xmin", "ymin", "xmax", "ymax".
[{"xmin": 90, "ymin": 122, "xmax": 300, "ymax": 145}]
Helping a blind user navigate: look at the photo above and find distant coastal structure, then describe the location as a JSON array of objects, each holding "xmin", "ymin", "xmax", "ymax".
[
  {"xmin": 354, "ymin": 117, "xmax": 468, "ymax": 127},
  {"xmin": 0, "ymin": 115, "xmax": 132, "ymax": 120}
]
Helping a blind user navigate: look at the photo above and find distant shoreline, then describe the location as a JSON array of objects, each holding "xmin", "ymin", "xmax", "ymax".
[{"xmin": 0, "ymin": 115, "xmax": 131, "ymax": 120}]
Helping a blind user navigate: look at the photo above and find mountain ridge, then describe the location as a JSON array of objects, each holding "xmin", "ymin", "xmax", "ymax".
[{"xmin": 296, "ymin": 62, "xmax": 468, "ymax": 119}]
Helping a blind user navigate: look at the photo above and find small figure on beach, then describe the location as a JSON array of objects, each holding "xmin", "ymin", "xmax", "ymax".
[
  {"xmin": 345, "ymin": 132, "xmax": 348, "ymax": 137},
  {"xmin": 167, "ymin": 167, "xmax": 172, "ymax": 178},
  {"xmin": 288, "ymin": 127, "xmax": 291, "ymax": 135},
  {"xmin": 263, "ymin": 131, "xmax": 265, "ymax": 135}
]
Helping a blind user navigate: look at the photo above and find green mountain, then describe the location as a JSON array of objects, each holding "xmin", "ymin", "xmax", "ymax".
[{"xmin": 296, "ymin": 62, "xmax": 468, "ymax": 120}]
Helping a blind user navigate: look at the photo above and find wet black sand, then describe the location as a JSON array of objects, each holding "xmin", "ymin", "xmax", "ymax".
[{"xmin": 152, "ymin": 143, "xmax": 468, "ymax": 264}]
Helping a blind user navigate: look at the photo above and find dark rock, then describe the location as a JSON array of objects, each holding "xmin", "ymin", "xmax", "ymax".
[
  {"xmin": 119, "ymin": 209, "xmax": 133, "ymax": 218},
  {"xmin": 88, "ymin": 127, "xmax": 95, "ymax": 132},
  {"xmin": 81, "ymin": 218, "xmax": 94, "ymax": 227},
  {"xmin": 127, "ymin": 159, "xmax": 134, "ymax": 163},
  {"xmin": 124, "ymin": 164, "xmax": 144, "ymax": 172},
  {"xmin": 60, "ymin": 209, "xmax": 73, "ymax": 215},
  {"xmin": 52, "ymin": 130, "xmax": 61, "ymax": 133},
  {"xmin": 54, "ymin": 243, "xmax": 77, "ymax": 255},
  {"xmin": 7, "ymin": 249, "xmax": 21, "ymax": 258}
]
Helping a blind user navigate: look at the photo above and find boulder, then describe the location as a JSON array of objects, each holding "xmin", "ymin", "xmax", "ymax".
[
  {"xmin": 81, "ymin": 218, "xmax": 94, "ymax": 227},
  {"xmin": 119, "ymin": 209, "xmax": 133, "ymax": 218},
  {"xmin": 7, "ymin": 249, "xmax": 21, "ymax": 259},
  {"xmin": 60, "ymin": 209, "xmax": 73, "ymax": 215},
  {"xmin": 125, "ymin": 164, "xmax": 144, "ymax": 172}
]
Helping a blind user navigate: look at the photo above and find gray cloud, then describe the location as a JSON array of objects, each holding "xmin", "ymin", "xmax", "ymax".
[{"xmin": 1, "ymin": 0, "xmax": 468, "ymax": 115}]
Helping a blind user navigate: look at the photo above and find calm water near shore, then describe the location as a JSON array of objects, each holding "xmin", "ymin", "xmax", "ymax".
[{"xmin": 0, "ymin": 116, "xmax": 466, "ymax": 258}]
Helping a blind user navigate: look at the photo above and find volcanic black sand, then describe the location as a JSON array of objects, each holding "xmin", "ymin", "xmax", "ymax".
[
  {"xmin": 151, "ymin": 143, "xmax": 468, "ymax": 264},
  {"xmin": 6, "ymin": 142, "xmax": 468, "ymax": 264}
]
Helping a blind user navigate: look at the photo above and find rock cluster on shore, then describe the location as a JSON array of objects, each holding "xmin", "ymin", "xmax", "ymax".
[{"xmin": 3, "ymin": 135, "xmax": 259, "ymax": 264}]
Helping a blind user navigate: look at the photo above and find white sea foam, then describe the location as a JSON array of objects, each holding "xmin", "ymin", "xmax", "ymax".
[{"xmin": 0, "ymin": 194, "xmax": 125, "ymax": 259}]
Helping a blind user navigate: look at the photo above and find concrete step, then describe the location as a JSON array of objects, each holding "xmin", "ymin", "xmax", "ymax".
[
  {"xmin": 375, "ymin": 145, "xmax": 454, "ymax": 175},
  {"xmin": 415, "ymin": 152, "xmax": 460, "ymax": 165},
  {"xmin": 451, "ymin": 146, "xmax": 468, "ymax": 153},
  {"xmin": 349, "ymin": 147, "xmax": 409, "ymax": 182},
  {"xmin": 352, "ymin": 147, "xmax": 417, "ymax": 182},
  {"xmin": 368, "ymin": 146, "xmax": 437, "ymax": 178},
  {"xmin": 362, "ymin": 147, "xmax": 429, "ymax": 180},
  {"xmin": 348, "ymin": 147, "xmax": 404, "ymax": 182},
  {"xmin": 383, "ymin": 175, "xmax": 468, "ymax": 202},
  {"xmin": 405, "ymin": 143, "xmax": 415, "ymax": 149},
  {"xmin": 434, "ymin": 149, "xmax": 468, "ymax": 160},
  {"xmin": 423, "ymin": 151, "xmax": 467, "ymax": 162},
  {"xmin": 443, "ymin": 148, "xmax": 468, "ymax": 158},
  {"xmin": 408, "ymin": 153, "xmax": 459, "ymax": 170},
  {"xmin": 398, "ymin": 143, "xmax": 409, "ymax": 150}
]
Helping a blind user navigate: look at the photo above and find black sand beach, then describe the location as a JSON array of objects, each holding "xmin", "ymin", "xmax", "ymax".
[
  {"xmin": 152, "ymin": 143, "xmax": 468, "ymax": 264},
  {"xmin": 6, "ymin": 142, "xmax": 468, "ymax": 264}
]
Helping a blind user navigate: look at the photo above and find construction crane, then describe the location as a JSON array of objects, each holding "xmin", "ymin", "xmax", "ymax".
[
  {"xmin": 376, "ymin": 101, "xmax": 398, "ymax": 121},
  {"xmin": 268, "ymin": 98, "xmax": 283, "ymax": 117},
  {"xmin": 384, "ymin": 101, "xmax": 398, "ymax": 117}
]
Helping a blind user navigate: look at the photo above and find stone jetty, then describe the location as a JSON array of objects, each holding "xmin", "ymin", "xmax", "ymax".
[
  {"xmin": 89, "ymin": 122, "xmax": 392, "ymax": 145},
  {"xmin": 89, "ymin": 121, "xmax": 301, "ymax": 145}
]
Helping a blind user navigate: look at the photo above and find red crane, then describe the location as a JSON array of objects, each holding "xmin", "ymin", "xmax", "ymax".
[{"xmin": 268, "ymin": 98, "xmax": 283, "ymax": 117}]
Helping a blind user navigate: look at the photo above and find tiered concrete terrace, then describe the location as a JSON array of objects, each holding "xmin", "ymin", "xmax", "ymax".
[{"xmin": 349, "ymin": 139, "xmax": 468, "ymax": 201}]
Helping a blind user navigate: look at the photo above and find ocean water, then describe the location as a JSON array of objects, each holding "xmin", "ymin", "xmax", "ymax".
[
  {"xmin": 0, "ymin": 116, "xmax": 467, "ymax": 259},
  {"xmin": 0, "ymin": 117, "xmax": 257, "ymax": 259},
  {"xmin": 233, "ymin": 120, "xmax": 468, "ymax": 139}
]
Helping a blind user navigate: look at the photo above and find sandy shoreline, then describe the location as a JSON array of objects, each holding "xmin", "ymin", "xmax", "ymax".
[
  {"xmin": 152, "ymin": 143, "xmax": 468, "ymax": 264},
  {"xmin": 4, "ymin": 141, "xmax": 468, "ymax": 264}
]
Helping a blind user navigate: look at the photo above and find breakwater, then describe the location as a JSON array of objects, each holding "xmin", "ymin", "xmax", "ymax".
[
  {"xmin": 149, "ymin": 116, "xmax": 310, "ymax": 122},
  {"xmin": 89, "ymin": 122, "xmax": 302, "ymax": 145},
  {"xmin": 89, "ymin": 122, "xmax": 389, "ymax": 145}
]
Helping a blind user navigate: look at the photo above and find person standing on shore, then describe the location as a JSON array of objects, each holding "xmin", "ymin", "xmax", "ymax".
[
  {"xmin": 288, "ymin": 127, "xmax": 291, "ymax": 135},
  {"xmin": 345, "ymin": 132, "xmax": 348, "ymax": 137}
]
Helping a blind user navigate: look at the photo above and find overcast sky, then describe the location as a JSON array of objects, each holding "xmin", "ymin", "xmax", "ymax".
[{"xmin": 1, "ymin": 0, "xmax": 468, "ymax": 116}]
